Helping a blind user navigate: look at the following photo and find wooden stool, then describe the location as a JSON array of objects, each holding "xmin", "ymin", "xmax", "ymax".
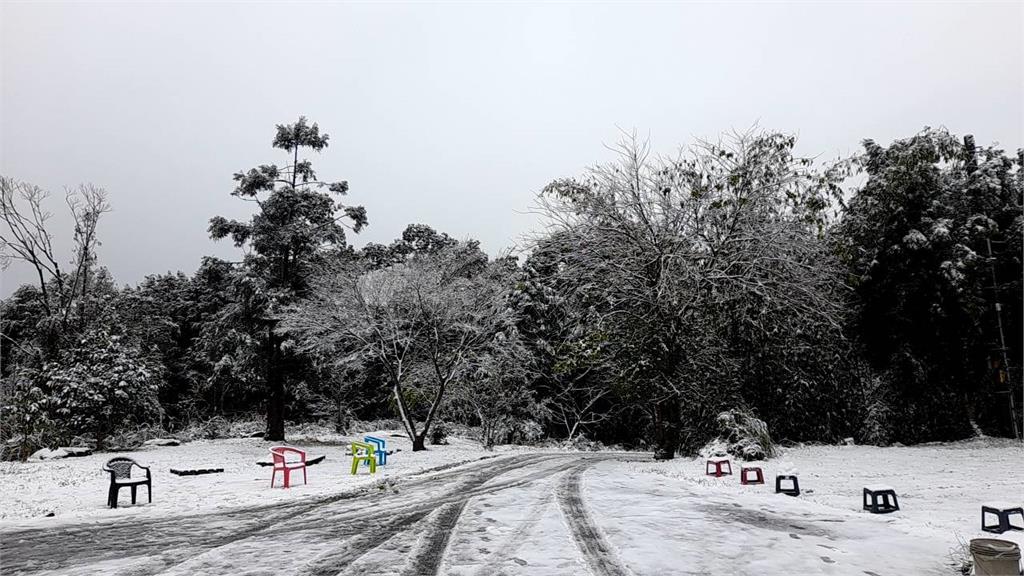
[
  {"xmin": 705, "ymin": 457, "xmax": 732, "ymax": 477},
  {"xmin": 982, "ymin": 502, "xmax": 1024, "ymax": 534},
  {"xmin": 863, "ymin": 485, "xmax": 899, "ymax": 513},
  {"xmin": 740, "ymin": 466, "xmax": 764, "ymax": 485}
]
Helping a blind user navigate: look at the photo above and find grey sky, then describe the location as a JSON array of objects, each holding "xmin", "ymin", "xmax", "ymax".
[{"xmin": 2, "ymin": 1, "xmax": 1021, "ymax": 296}]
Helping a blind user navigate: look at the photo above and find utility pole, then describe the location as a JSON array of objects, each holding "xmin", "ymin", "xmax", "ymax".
[{"xmin": 986, "ymin": 238, "xmax": 1020, "ymax": 440}]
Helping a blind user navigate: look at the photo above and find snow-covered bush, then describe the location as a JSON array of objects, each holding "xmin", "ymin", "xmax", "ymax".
[
  {"xmin": 430, "ymin": 421, "xmax": 449, "ymax": 445},
  {"xmin": 710, "ymin": 408, "xmax": 777, "ymax": 461},
  {"xmin": 38, "ymin": 329, "xmax": 163, "ymax": 449},
  {"xmin": 2, "ymin": 370, "xmax": 56, "ymax": 460},
  {"xmin": 176, "ymin": 416, "xmax": 234, "ymax": 441},
  {"xmin": 859, "ymin": 376, "xmax": 894, "ymax": 445}
]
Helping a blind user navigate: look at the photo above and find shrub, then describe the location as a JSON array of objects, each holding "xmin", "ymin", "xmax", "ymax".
[
  {"xmin": 713, "ymin": 408, "xmax": 777, "ymax": 461},
  {"xmin": 859, "ymin": 377, "xmax": 894, "ymax": 445},
  {"xmin": 430, "ymin": 421, "xmax": 449, "ymax": 445},
  {"xmin": 36, "ymin": 329, "xmax": 163, "ymax": 450}
]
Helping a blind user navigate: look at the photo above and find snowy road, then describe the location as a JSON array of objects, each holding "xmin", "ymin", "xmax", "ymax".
[{"xmin": 1, "ymin": 453, "xmax": 952, "ymax": 575}]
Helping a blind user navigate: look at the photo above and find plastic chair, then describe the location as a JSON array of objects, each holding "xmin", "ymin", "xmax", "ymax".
[
  {"xmin": 364, "ymin": 436, "xmax": 387, "ymax": 465},
  {"xmin": 349, "ymin": 441, "xmax": 378, "ymax": 475},
  {"xmin": 103, "ymin": 457, "xmax": 152, "ymax": 508},
  {"xmin": 269, "ymin": 446, "xmax": 307, "ymax": 488}
]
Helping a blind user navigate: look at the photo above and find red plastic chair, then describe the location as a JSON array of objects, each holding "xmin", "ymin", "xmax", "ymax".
[{"xmin": 269, "ymin": 446, "xmax": 307, "ymax": 488}]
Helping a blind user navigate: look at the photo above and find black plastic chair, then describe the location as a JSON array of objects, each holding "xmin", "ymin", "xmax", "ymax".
[{"xmin": 103, "ymin": 457, "xmax": 152, "ymax": 508}]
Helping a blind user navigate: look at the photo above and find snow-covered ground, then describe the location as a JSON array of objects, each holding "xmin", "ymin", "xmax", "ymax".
[
  {"xmin": 2, "ymin": 436, "xmax": 1021, "ymax": 575},
  {"xmin": 620, "ymin": 437, "xmax": 1024, "ymax": 573},
  {"xmin": 0, "ymin": 429, "xmax": 508, "ymax": 529}
]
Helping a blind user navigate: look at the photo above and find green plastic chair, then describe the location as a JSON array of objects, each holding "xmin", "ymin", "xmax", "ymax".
[{"xmin": 349, "ymin": 441, "xmax": 378, "ymax": 475}]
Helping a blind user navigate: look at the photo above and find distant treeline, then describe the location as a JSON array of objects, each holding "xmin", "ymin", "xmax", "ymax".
[{"xmin": 1, "ymin": 120, "xmax": 1021, "ymax": 459}]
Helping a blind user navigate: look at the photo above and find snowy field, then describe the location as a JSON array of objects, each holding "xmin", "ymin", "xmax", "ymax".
[
  {"xmin": 622, "ymin": 437, "xmax": 1024, "ymax": 573},
  {"xmin": 1, "ymin": 435, "xmax": 1022, "ymax": 575},
  {"xmin": 0, "ymin": 430, "xmax": 512, "ymax": 529}
]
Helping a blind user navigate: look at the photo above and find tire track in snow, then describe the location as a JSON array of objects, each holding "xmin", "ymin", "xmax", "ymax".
[
  {"xmin": 2, "ymin": 453, "xmax": 631, "ymax": 576},
  {"xmin": 399, "ymin": 500, "xmax": 467, "ymax": 576},
  {"xmin": 557, "ymin": 462, "xmax": 631, "ymax": 576},
  {"xmin": 1, "ymin": 454, "xmax": 543, "ymax": 576},
  {"xmin": 298, "ymin": 454, "xmax": 584, "ymax": 576},
  {"xmin": 473, "ymin": 489, "xmax": 554, "ymax": 575}
]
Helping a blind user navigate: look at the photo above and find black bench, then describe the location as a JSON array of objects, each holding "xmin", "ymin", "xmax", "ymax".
[
  {"xmin": 170, "ymin": 467, "xmax": 224, "ymax": 476},
  {"xmin": 863, "ymin": 485, "xmax": 899, "ymax": 514},
  {"xmin": 103, "ymin": 457, "xmax": 152, "ymax": 508},
  {"xmin": 982, "ymin": 502, "xmax": 1024, "ymax": 534}
]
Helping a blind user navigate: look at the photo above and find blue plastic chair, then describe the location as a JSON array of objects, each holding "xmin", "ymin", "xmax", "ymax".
[{"xmin": 364, "ymin": 436, "xmax": 387, "ymax": 465}]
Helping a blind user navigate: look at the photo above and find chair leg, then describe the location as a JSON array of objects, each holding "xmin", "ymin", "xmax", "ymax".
[
  {"xmin": 108, "ymin": 485, "xmax": 118, "ymax": 509},
  {"xmin": 303, "ymin": 466, "xmax": 307, "ymax": 485},
  {"xmin": 271, "ymin": 468, "xmax": 277, "ymax": 488},
  {"xmin": 148, "ymin": 482, "xmax": 153, "ymax": 503},
  {"xmin": 283, "ymin": 468, "xmax": 291, "ymax": 488},
  {"xmin": 131, "ymin": 485, "xmax": 137, "ymax": 505}
]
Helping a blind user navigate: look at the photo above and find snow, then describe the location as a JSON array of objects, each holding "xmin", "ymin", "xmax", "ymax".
[
  {"xmin": 26, "ymin": 447, "xmax": 92, "ymax": 462},
  {"xmin": 2, "ymin": 436, "xmax": 1022, "ymax": 575},
  {"xmin": 903, "ymin": 229, "xmax": 929, "ymax": 249},
  {"xmin": 617, "ymin": 437, "xmax": 1024, "ymax": 574},
  {"xmin": 983, "ymin": 501, "xmax": 1022, "ymax": 510},
  {"xmin": 0, "ymin": 430, "xmax": 510, "ymax": 530},
  {"xmin": 863, "ymin": 484, "xmax": 895, "ymax": 492}
]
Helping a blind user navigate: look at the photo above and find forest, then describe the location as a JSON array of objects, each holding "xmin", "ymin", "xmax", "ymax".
[{"xmin": 2, "ymin": 118, "xmax": 1021, "ymax": 461}]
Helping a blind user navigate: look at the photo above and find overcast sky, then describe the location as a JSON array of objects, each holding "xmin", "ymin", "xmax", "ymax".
[{"xmin": 1, "ymin": 1, "xmax": 1021, "ymax": 296}]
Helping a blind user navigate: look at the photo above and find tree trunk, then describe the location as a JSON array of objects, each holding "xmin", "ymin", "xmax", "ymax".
[
  {"xmin": 264, "ymin": 326, "xmax": 285, "ymax": 441},
  {"xmin": 412, "ymin": 434, "xmax": 426, "ymax": 451},
  {"xmin": 652, "ymin": 396, "xmax": 680, "ymax": 460},
  {"xmin": 392, "ymin": 381, "xmax": 424, "ymax": 451}
]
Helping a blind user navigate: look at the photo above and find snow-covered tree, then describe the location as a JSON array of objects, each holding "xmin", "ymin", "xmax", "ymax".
[
  {"xmin": 837, "ymin": 129, "xmax": 1023, "ymax": 441},
  {"xmin": 284, "ymin": 242, "xmax": 516, "ymax": 450},
  {"xmin": 534, "ymin": 129, "xmax": 852, "ymax": 458}
]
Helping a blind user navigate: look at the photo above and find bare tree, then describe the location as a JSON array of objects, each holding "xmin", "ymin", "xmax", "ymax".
[
  {"xmin": 0, "ymin": 176, "xmax": 110, "ymax": 358},
  {"xmin": 550, "ymin": 376, "xmax": 610, "ymax": 442}
]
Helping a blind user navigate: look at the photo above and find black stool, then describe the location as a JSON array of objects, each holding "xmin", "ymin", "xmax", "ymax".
[
  {"xmin": 982, "ymin": 503, "xmax": 1024, "ymax": 534},
  {"xmin": 775, "ymin": 475, "xmax": 799, "ymax": 496},
  {"xmin": 863, "ymin": 485, "xmax": 899, "ymax": 514}
]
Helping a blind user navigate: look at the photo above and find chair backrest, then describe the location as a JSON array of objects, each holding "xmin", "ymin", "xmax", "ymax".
[
  {"xmin": 105, "ymin": 457, "xmax": 138, "ymax": 479},
  {"xmin": 350, "ymin": 441, "xmax": 375, "ymax": 456},
  {"xmin": 269, "ymin": 446, "xmax": 305, "ymax": 465},
  {"xmin": 364, "ymin": 436, "xmax": 385, "ymax": 450}
]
